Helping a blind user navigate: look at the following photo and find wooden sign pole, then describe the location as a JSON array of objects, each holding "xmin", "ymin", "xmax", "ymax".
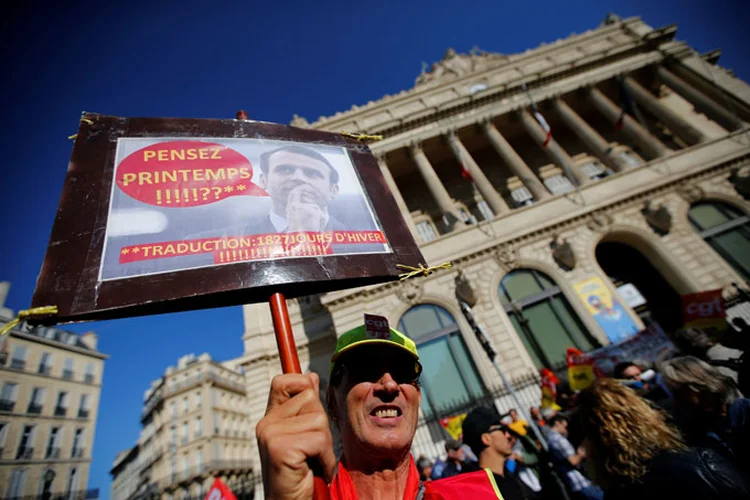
[{"xmin": 235, "ymin": 111, "xmax": 329, "ymax": 499}]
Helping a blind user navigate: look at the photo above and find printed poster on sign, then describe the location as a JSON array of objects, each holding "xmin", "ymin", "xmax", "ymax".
[
  {"xmin": 100, "ymin": 138, "xmax": 391, "ymax": 281},
  {"xmin": 574, "ymin": 276, "xmax": 639, "ymax": 344}
]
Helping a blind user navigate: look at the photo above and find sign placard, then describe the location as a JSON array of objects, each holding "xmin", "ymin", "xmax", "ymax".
[
  {"xmin": 681, "ymin": 289, "xmax": 727, "ymax": 330},
  {"xmin": 573, "ymin": 276, "xmax": 639, "ymax": 343},
  {"xmin": 31, "ymin": 114, "xmax": 423, "ymax": 323}
]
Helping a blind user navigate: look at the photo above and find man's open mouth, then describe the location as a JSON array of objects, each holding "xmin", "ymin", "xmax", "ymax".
[{"xmin": 371, "ymin": 406, "xmax": 402, "ymax": 418}]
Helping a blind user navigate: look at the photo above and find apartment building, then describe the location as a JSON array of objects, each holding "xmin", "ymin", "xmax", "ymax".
[{"xmin": 0, "ymin": 282, "xmax": 107, "ymax": 499}]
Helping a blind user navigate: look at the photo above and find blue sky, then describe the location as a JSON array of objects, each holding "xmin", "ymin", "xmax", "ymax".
[{"xmin": 2, "ymin": 1, "xmax": 748, "ymax": 497}]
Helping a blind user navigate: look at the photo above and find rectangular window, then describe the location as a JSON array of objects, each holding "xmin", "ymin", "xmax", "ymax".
[
  {"xmin": 181, "ymin": 422, "xmax": 188, "ymax": 444},
  {"xmin": 171, "ymin": 401, "xmax": 177, "ymax": 418},
  {"xmin": 182, "ymin": 455, "xmax": 189, "ymax": 473},
  {"xmin": 1, "ymin": 382, "xmax": 18, "ymax": 411},
  {"xmin": 38, "ymin": 352, "xmax": 52, "ymax": 375},
  {"xmin": 544, "ymin": 174, "xmax": 576, "ymax": 195},
  {"xmin": 63, "ymin": 358, "xmax": 74, "ymax": 380},
  {"xmin": 84, "ymin": 363, "xmax": 95, "ymax": 384},
  {"xmin": 16, "ymin": 424, "xmax": 34, "ymax": 459},
  {"xmin": 211, "ymin": 388, "xmax": 218, "ymax": 406},
  {"xmin": 10, "ymin": 345, "xmax": 27, "ymax": 370},
  {"xmin": 415, "ymin": 220, "xmax": 438, "ymax": 243},
  {"xmin": 7, "ymin": 469, "xmax": 27, "ymax": 498},
  {"xmin": 195, "ymin": 417, "xmax": 202, "ymax": 437},
  {"xmin": 78, "ymin": 394, "xmax": 90, "ymax": 418},
  {"xmin": 72, "ymin": 428, "xmax": 84, "ymax": 457},
  {"xmin": 510, "ymin": 186, "xmax": 534, "ymax": 208},
  {"xmin": 28, "ymin": 387, "xmax": 45, "ymax": 414},
  {"xmin": 169, "ymin": 426, "xmax": 176, "ymax": 446},
  {"xmin": 476, "ymin": 199, "xmax": 495, "ymax": 221},
  {"xmin": 197, "ymin": 448, "xmax": 204, "ymax": 469},
  {"xmin": 46, "ymin": 427, "xmax": 61, "ymax": 458},
  {"xmin": 0, "ymin": 422, "xmax": 8, "ymax": 448},
  {"xmin": 55, "ymin": 391, "xmax": 68, "ymax": 416},
  {"xmin": 183, "ymin": 397, "xmax": 189, "ymax": 414},
  {"xmin": 195, "ymin": 391, "xmax": 201, "ymax": 408}
]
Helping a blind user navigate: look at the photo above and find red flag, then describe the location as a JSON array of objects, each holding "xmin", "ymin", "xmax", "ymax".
[
  {"xmin": 448, "ymin": 134, "xmax": 474, "ymax": 182},
  {"xmin": 205, "ymin": 478, "xmax": 237, "ymax": 500},
  {"xmin": 533, "ymin": 111, "xmax": 552, "ymax": 146}
]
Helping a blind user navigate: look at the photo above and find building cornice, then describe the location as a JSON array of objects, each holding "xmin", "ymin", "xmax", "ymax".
[
  {"xmin": 8, "ymin": 330, "xmax": 108, "ymax": 360},
  {"xmin": 321, "ymin": 131, "xmax": 750, "ymax": 309}
]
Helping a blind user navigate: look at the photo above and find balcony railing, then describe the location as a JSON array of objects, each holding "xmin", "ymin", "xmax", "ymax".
[
  {"xmin": 71, "ymin": 447, "xmax": 84, "ymax": 458},
  {"xmin": 27, "ymin": 403, "xmax": 42, "ymax": 415},
  {"xmin": 0, "ymin": 399, "xmax": 16, "ymax": 412},
  {"xmin": 62, "ymin": 369, "xmax": 74, "ymax": 380},
  {"xmin": 84, "ymin": 373, "xmax": 95, "ymax": 384},
  {"xmin": 78, "ymin": 408, "xmax": 90, "ymax": 419},
  {"xmin": 4, "ymin": 488, "xmax": 100, "ymax": 500},
  {"xmin": 16, "ymin": 446, "xmax": 33, "ymax": 459},
  {"xmin": 54, "ymin": 406, "xmax": 67, "ymax": 417},
  {"xmin": 10, "ymin": 358, "xmax": 25, "ymax": 370},
  {"xmin": 38, "ymin": 364, "xmax": 51, "ymax": 375},
  {"xmin": 46, "ymin": 446, "xmax": 61, "ymax": 459}
]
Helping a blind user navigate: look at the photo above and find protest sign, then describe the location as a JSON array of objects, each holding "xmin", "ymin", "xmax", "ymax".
[
  {"xmin": 585, "ymin": 323, "xmax": 677, "ymax": 376},
  {"xmin": 31, "ymin": 114, "xmax": 423, "ymax": 323},
  {"xmin": 573, "ymin": 276, "xmax": 639, "ymax": 343},
  {"xmin": 681, "ymin": 289, "xmax": 727, "ymax": 330}
]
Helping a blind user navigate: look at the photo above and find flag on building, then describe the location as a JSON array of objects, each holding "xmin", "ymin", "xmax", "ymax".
[
  {"xmin": 448, "ymin": 134, "xmax": 474, "ymax": 182},
  {"xmin": 205, "ymin": 478, "xmax": 237, "ymax": 500},
  {"xmin": 533, "ymin": 110, "xmax": 552, "ymax": 146}
]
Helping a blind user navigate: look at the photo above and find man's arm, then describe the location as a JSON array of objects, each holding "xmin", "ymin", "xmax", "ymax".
[{"xmin": 256, "ymin": 372, "xmax": 336, "ymax": 500}]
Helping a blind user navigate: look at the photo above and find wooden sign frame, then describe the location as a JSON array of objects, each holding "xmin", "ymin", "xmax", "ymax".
[{"xmin": 31, "ymin": 113, "xmax": 423, "ymax": 324}]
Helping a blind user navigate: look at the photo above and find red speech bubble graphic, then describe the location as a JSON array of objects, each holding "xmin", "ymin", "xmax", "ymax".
[{"xmin": 116, "ymin": 140, "xmax": 268, "ymax": 207}]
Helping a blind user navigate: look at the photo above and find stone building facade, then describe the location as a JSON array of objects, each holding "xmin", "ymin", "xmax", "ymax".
[
  {"xmin": 0, "ymin": 282, "xmax": 107, "ymax": 499},
  {"xmin": 112, "ymin": 14, "xmax": 750, "ymax": 499},
  {"xmin": 110, "ymin": 354, "xmax": 254, "ymax": 500},
  {"xmin": 239, "ymin": 13, "xmax": 750, "ymax": 475}
]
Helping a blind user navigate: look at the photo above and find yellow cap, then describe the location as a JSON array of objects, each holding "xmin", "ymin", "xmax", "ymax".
[{"xmin": 329, "ymin": 323, "xmax": 419, "ymax": 374}]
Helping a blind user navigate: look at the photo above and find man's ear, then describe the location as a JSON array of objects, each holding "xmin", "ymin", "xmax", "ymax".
[
  {"xmin": 329, "ymin": 183, "xmax": 339, "ymax": 200},
  {"xmin": 259, "ymin": 173, "xmax": 267, "ymax": 189},
  {"xmin": 481, "ymin": 432, "xmax": 492, "ymax": 447}
]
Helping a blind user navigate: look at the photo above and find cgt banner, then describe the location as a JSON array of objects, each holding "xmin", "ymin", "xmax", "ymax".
[
  {"xmin": 681, "ymin": 289, "xmax": 727, "ymax": 330},
  {"xmin": 205, "ymin": 478, "xmax": 237, "ymax": 500}
]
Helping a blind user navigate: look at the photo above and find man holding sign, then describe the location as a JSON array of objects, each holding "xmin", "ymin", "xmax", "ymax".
[{"xmin": 256, "ymin": 315, "xmax": 506, "ymax": 499}]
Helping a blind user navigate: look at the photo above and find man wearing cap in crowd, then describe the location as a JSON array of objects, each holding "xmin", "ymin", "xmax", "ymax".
[
  {"xmin": 462, "ymin": 406, "xmax": 540, "ymax": 499},
  {"xmin": 256, "ymin": 315, "xmax": 506, "ymax": 499}
]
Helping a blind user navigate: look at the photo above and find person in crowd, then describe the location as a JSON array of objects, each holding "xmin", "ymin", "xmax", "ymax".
[
  {"xmin": 508, "ymin": 408, "xmax": 530, "ymax": 436},
  {"xmin": 546, "ymin": 415, "xmax": 603, "ymax": 500},
  {"xmin": 461, "ymin": 406, "xmax": 539, "ymax": 499},
  {"xmin": 530, "ymin": 406, "xmax": 546, "ymax": 427},
  {"xmin": 660, "ymin": 355, "xmax": 749, "ymax": 475},
  {"xmin": 440, "ymin": 439, "xmax": 466, "ymax": 478},
  {"xmin": 256, "ymin": 320, "xmax": 502, "ymax": 499},
  {"xmin": 613, "ymin": 360, "xmax": 671, "ymax": 411},
  {"xmin": 509, "ymin": 428, "xmax": 543, "ymax": 493},
  {"xmin": 672, "ymin": 327, "xmax": 743, "ymax": 382},
  {"xmin": 575, "ymin": 378, "xmax": 749, "ymax": 499},
  {"xmin": 416, "ymin": 456, "xmax": 433, "ymax": 482}
]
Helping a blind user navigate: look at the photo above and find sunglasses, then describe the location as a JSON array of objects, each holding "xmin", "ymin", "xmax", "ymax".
[
  {"xmin": 486, "ymin": 425, "xmax": 512, "ymax": 435},
  {"xmin": 338, "ymin": 357, "xmax": 422, "ymax": 385}
]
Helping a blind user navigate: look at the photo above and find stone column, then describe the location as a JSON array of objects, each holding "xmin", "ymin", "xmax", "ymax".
[
  {"xmin": 376, "ymin": 156, "xmax": 418, "ymax": 237},
  {"xmin": 622, "ymin": 76, "xmax": 706, "ymax": 146},
  {"xmin": 482, "ymin": 121, "xmax": 550, "ymax": 201},
  {"xmin": 517, "ymin": 109, "xmax": 590, "ymax": 186},
  {"xmin": 552, "ymin": 98, "xmax": 629, "ymax": 172},
  {"xmin": 668, "ymin": 61, "xmax": 750, "ymax": 123},
  {"xmin": 445, "ymin": 132, "xmax": 509, "ymax": 215},
  {"xmin": 656, "ymin": 66, "xmax": 745, "ymax": 132},
  {"xmin": 586, "ymin": 87, "xmax": 670, "ymax": 159},
  {"xmin": 408, "ymin": 143, "xmax": 463, "ymax": 228}
]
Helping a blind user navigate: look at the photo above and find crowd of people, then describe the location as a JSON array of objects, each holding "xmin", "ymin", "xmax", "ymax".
[{"xmin": 256, "ymin": 317, "xmax": 750, "ymax": 499}]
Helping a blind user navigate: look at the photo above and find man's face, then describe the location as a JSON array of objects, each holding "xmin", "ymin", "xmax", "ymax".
[
  {"xmin": 447, "ymin": 447, "xmax": 465, "ymax": 462},
  {"xmin": 509, "ymin": 409, "xmax": 518, "ymax": 421},
  {"xmin": 530, "ymin": 407, "xmax": 540, "ymax": 420},
  {"xmin": 553, "ymin": 419, "xmax": 569, "ymax": 437},
  {"xmin": 332, "ymin": 345, "xmax": 421, "ymax": 459},
  {"xmin": 261, "ymin": 151, "xmax": 338, "ymax": 209},
  {"xmin": 485, "ymin": 425, "xmax": 514, "ymax": 457},
  {"xmin": 622, "ymin": 365, "xmax": 643, "ymax": 381}
]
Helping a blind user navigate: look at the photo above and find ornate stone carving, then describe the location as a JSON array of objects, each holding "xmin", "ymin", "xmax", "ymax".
[
  {"xmin": 551, "ymin": 235, "xmax": 576, "ymax": 271},
  {"xmin": 728, "ymin": 167, "xmax": 750, "ymax": 200},
  {"xmin": 415, "ymin": 47, "xmax": 508, "ymax": 86},
  {"xmin": 676, "ymin": 183, "xmax": 705, "ymax": 204},
  {"xmin": 642, "ymin": 201, "xmax": 672, "ymax": 235},
  {"xmin": 454, "ymin": 270, "xmax": 477, "ymax": 307},
  {"xmin": 396, "ymin": 280, "xmax": 423, "ymax": 305},
  {"xmin": 587, "ymin": 212, "xmax": 614, "ymax": 232},
  {"xmin": 290, "ymin": 114, "xmax": 309, "ymax": 128},
  {"xmin": 495, "ymin": 244, "xmax": 518, "ymax": 271}
]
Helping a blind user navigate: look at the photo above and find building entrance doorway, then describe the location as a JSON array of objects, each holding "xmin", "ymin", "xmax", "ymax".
[{"xmin": 596, "ymin": 240, "xmax": 683, "ymax": 333}]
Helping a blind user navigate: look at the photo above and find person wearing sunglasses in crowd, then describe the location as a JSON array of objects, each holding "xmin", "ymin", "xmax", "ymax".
[{"xmin": 256, "ymin": 320, "xmax": 509, "ymax": 499}]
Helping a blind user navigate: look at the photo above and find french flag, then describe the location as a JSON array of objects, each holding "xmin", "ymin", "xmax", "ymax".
[{"xmin": 533, "ymin": 110, "xmax": 552, "ymax": 147}]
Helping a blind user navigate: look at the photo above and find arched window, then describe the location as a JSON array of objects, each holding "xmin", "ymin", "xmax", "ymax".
[
  {"xmin": 688, "ymin": 201, "xmax": 750, "ymax": 282},
  {"xmin": 499, "ymin": 269, "xmax": 596, "ymax": 369},
  {"xmin": 398, "ymin": 305, "xmax": 486, "ymax": 417}
]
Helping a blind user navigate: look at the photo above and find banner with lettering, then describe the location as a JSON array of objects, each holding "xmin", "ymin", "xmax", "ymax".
[
  {"xmin": 681, "ymin": 289, "xmax": 727, "ymax": 330},
  {"xmin": 100, "ymin": 138, "xmax": 391, "ymax": 281},
  {"xmin": 205, "ymin": 478, "xmax": 237, "ymax": 500},
  {"xmin": 574, "ymin": 276, "xmax": 639, "ymax": 343}
]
